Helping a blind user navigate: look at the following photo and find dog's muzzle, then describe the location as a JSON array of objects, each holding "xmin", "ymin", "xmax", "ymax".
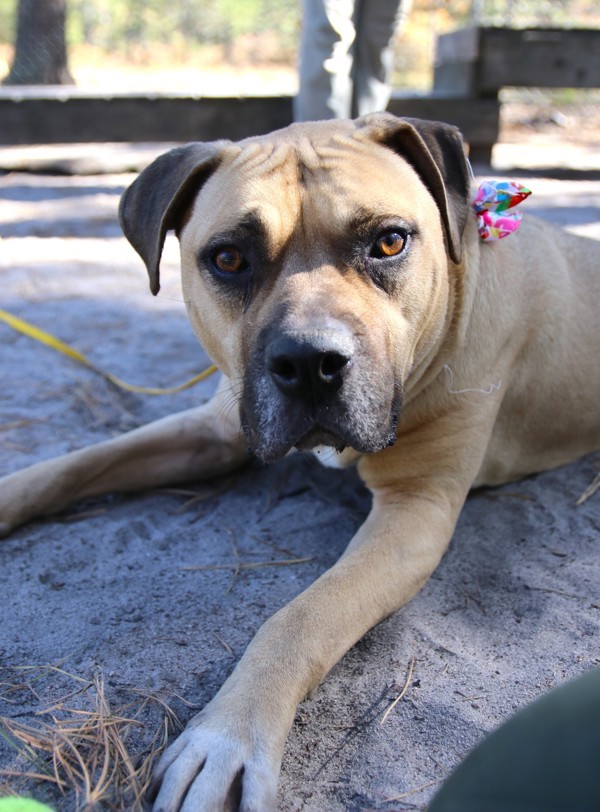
[{"xmin": 242, "ymin": 323, "xmax": 400, "ymax": 464}]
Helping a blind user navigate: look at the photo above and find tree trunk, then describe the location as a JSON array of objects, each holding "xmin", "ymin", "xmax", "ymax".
[{"xmin": 4, "ymin": 0, "xmax": 74, "ymax": 85}]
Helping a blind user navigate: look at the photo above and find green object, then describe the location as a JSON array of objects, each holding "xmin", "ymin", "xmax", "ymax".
[
  {"xmin": 430, "ymin": 668, "xmax": 600, "ymax": 812},
  {"xmin": 0, "ymin": 800, "xmax": 54, "ymax": 812}
]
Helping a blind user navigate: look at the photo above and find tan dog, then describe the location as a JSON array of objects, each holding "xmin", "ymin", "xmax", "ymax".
[{"xmin": 1, "ymin": 114, "xmax": 599, "ymax": 811}]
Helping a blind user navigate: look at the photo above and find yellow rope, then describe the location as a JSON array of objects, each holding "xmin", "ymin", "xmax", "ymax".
[{"xmin": 0, "ymin": 307, "xmax": 217, "ymax": 395}]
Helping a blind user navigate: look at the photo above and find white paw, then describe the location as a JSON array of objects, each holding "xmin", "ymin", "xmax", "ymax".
[{"xmin": 149, "ymin": 719, "xmax": 280, "ymax": 812}]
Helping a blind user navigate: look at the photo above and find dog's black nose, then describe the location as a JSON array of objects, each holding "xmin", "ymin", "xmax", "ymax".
[{"xmin": 267, "ymin": 329, "xmax": 354, "ymax": 400}]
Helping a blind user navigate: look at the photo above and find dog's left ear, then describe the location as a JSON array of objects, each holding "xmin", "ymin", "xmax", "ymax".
[
  {"xmin": 119, "ymin": 141, "xmax": 228, "ymax": 294},
  {"xmin": 359, "ymin": 113, "xmax": 471, "ymax": 264}
]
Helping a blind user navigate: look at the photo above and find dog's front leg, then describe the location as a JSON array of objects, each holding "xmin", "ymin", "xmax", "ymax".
[
  {"xmin": 149, "ymin": 408, "xmax": 494, "ymax": 812},
  {"xmin": 0, "ymin": 375, "xmax": 248, "ymax": 536}
]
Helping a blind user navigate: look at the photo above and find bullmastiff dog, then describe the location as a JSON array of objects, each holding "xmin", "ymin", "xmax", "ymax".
[{"xmin": 1, "ymin": 114, "xmax": 599, "ymax": 811}]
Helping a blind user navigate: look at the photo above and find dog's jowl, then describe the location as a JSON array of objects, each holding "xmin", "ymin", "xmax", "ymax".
[{"xmin": 1, "ymin": 114, "xmax": 599, "ymax": 811}]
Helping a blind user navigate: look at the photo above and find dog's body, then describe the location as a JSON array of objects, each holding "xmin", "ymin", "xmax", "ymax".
[{"xmin": 1, "ymin": 115, "xmax": 599, "ymax": 811}]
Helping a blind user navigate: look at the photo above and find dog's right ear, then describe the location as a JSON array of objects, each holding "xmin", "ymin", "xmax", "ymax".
[{"xmin": 119, "ymin": 142, "xmax": 228, "ymax": 295}]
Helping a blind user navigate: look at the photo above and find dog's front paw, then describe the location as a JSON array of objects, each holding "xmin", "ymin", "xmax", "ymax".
[{"xmin": 149, "ymin": 717, "xmax": 280, "ymax": 812}]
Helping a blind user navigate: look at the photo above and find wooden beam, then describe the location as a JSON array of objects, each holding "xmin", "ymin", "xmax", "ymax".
[
  {"xmin": 435, "ymin": 27, "xmax": 600, "ymax": 94},
  {"xmin": 479, "ymin": 28, "xmax": 600, "ymax": 91},
  {"xmin": 0, "ymin": 90, "xmax": 498, "ymax": 150},
  {"xmin": 0, "ymin": 91, "xmax": 293, "ymax": 145}
]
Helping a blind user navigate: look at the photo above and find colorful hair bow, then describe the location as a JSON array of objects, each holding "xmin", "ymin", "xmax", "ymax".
[{"xmin": 473, "ymin": 180, "xmax": 532, "ymax": 241}]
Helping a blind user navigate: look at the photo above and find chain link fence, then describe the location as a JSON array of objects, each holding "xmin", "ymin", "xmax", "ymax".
[
  {"xmin": 0, "ymin": 0, "xmax": 598, "ymax": 91},
  {"xmin": 467, "ymin": 0, "xmax": 599, "ymax": 134},
  {"xmin": 1, "ymin": 0, "xmax": 301, "ymax": 88},
  {"xmin": 472, "ymin": 0, "xmax": 599, "ymax": 26}
]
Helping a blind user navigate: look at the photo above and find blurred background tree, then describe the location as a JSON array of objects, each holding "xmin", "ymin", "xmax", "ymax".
[{"xmin": 3, "ymin": 0, "xmax": 73, "ymax": 85}]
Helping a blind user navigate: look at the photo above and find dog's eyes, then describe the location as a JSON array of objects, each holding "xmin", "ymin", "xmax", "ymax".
[
  {"xmin": 211, "ymin": 246, "xmax": 248, "ymax": 274},
  {"xmin": 372, "ymin": 231, "xmax": 406, "ymax": 259}
]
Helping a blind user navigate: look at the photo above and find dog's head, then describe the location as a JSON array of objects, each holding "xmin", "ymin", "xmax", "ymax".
[{"xmin": 119, "ymin": 114, "xmax": 472, "ymax": 463}]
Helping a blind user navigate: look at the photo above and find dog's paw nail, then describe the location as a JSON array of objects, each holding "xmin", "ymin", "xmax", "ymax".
[{"xmin": 145, "ymin": 781, "xmax": 159, "ymax": 803}]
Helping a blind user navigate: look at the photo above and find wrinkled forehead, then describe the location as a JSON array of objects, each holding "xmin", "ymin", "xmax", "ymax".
[{"xmin": 189, "ymin": 124, "xmax": 431, "ymax": 241}]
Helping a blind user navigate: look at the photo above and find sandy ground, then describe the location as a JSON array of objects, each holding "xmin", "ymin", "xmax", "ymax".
[{"xmin": 0, "ymin": 140, "xmax": 599, "ymax": 810}]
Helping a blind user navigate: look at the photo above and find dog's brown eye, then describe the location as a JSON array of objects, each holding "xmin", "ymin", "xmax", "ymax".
[
  {"xmin": 213, "ymin": 247, "xmax": 247, "ymax": 274},
  {"xmin": 374, "ymin": 232, "xmax": 405, "ymax": 258}
]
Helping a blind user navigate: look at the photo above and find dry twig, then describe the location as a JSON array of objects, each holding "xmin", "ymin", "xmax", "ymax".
[
  {"xmin": 576, "ymin": 472, "xmax": 600, "ymax": 506},
  {"xmin": 380, "ymin": 657, "xmax": 415, "ymax": 726},
  {"xmin": 383, "ymin": 777, "xmax": 442, "ymax": 803},
  {"xmin": 181, "ymin": 556, "xmax": 313, "ymax": 573}
]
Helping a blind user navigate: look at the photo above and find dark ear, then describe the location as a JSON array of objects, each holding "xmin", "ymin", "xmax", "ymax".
[
  {"xmin": 119, "ymin": 141, "xmax": 228, "ymax": 294},
  {"xmin": 358, "ymin": 113, "xmax": 471, "ymax": 264}
]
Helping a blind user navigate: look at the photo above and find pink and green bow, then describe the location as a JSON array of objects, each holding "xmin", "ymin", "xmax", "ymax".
[{"xmin": 473, "ymin": 180, "xmax": 532, "ymax": 241}]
